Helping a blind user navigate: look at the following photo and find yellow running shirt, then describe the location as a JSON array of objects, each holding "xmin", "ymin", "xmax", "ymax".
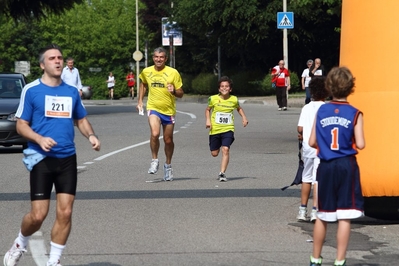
[
  {"xmin": 208, "ymin": 94, "xmax": 239, "ymax": 135},
  {"xmin": 139, "ymin": 65, "xmax": 183, "ymax": 116}
]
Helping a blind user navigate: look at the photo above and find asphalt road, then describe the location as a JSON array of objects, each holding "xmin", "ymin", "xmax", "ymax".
[{"xmin": 1, "ymin": 98, "xmax": 398, "ymax": 266}]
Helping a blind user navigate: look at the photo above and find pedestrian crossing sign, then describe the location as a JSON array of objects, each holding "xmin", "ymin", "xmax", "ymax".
[{"xmin": 277, "ymin": 12, "xmax": 294, "ymax": 29}]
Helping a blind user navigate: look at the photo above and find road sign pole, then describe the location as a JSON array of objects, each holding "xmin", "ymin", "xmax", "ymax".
[
  {"xmin": 283, "ymin": 0, "xmax": 288, "ymax": 69},
  {"xmin": 135, "ymin": 0, "xmax": 140, "ymax": 100}
]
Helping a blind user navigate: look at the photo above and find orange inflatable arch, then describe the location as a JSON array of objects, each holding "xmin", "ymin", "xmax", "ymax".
[{"xmin": 341, "ymin": 0, "xmax": 399, "ymax": 219}]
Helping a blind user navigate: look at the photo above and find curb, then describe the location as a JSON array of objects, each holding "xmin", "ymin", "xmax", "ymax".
[{"xmin": 83, "ymin": 96, "xmax": 306, "ymax": 108}]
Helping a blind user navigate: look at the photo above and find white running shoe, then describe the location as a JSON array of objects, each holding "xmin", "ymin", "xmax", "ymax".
[
  {"xmin": 3, "ymin": 242, "xmax": 27, "ymax": 266},
  {"xmin": 296, "ymin": 206, "xmax": 309, "ymax": 221},
  {"xmin": 148, "ymin": 160, "xmax": 159, "ymax": 174},
  {"xmin": 163, "ymin": 164, "xmax": 173, "ymax": 181},
  {"xmin": 46, "ymin": 260, "xmax": 62, "ymax": 266},
  {"xmin": 310, "ymin": 209, "xmax": 318, "ymax": 222},
  {"xmin": 218, "ymin": 172, "xmax": 227, "ymax": 182}
]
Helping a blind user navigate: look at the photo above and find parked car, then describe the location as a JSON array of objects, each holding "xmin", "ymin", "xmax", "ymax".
[
  {"xmin": 81, "ymin": 85, "xmax": 93, "ymax": 99},
  {"xmin": 0, "ymin": 73, "xmax": 28, "ymax": 148}
]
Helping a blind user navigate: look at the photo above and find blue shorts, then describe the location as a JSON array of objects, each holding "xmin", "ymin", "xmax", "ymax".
[
  {"xmin": 316, "ymin": 156, "xmax": 364, "ymax": 222},
  {"xmin": 30, "ymin": 154, "xmax": 77, "ymax": 201},
  {"xmin": 209, "ymin": 131, "xmax": 235, "ymax": 151},
  {"xmin": 148, "ymin": 110, "xmax": 175, "ymax": 125}
]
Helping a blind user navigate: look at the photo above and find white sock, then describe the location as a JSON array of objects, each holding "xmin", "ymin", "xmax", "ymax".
[
  {"xmin": 48, "ymin": 241, "xmax": 65, "ymax": 263},
  {"xmin": 16, "ymin": 231, "xmax": 30, "ymax": 248},
  {"xmin": 152, "ymin": 159, "xmax": 159, "ymax": 162}
]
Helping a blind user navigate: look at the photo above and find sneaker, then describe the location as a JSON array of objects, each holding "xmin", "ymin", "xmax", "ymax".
[
  {"xmin": 309, "ymin": 262, "xmax": 322, "ymax": 266},
  {"xmin": 283, "ymin": 107, "xmax": 287, "ymax": 111},
  {"xmin": 148, "ymin": 160, "xmax": 159, "ymax": 174},
  {"xmin": 297, "ymin": 206, "xmax": 309, "ymax": 221},
  {"xmin": 334, "ymin": 260, "xmax": 346, "ymax": 266},
  {"xmin": 3, "ymin": 242, "xmax": 27, "ymax": 266},
  {"xmin": 218, "ymin": 172, "xmax": 227, "ymax": 182},
  {"xmin": 163, "ymin": 164, "xmax": 173, "ymax": 181},
  {"xmin": 46, "ymin": 261, "xmax": 62, "ymax": 266},
  {"xmin": 309, "ymin": 256, "xmax": 323, "ymax": 266},
  {"xmin": 310, "ymin": 209, "xmax": 317, "ymax": 222},
  {"xmin": 278, "ymin": 108, "xmax": 282, "ymax": 111}
]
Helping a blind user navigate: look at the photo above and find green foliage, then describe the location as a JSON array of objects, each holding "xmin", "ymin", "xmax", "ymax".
[
  {"xmin": 0, "ymin": 0, "xmax": 342, "ymax": 94},
  {"xmin": 1, "ymin": 0, "xmax": 83, "ymax": 21},
  {"xmin": 180, "ymin": 73, "xmax": 195, "ymax": 94},
  {"xmin": 228, "ymin": 70, "xmax": 265, "ymax": 96},
  {"xmin": 289, "ymin": 72, "xmax": 301, "ymax": 92},
  {"xmin": 191, "ymin": 73, "xmax": 218, "ymax": 95}
]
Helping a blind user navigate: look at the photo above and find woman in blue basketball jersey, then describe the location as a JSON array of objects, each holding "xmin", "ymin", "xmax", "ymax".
[{"xmin": 308, "ymin": 67, "xmax": 365, "ymax": 266}]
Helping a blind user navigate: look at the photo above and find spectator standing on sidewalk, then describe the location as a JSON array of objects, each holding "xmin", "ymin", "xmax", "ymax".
[
  {"xmin": 296, "ymin": 76, "xmax": 329, "ymax": 223},
  {"xmin": 271, "ymin": 60, "xmax": 291, "ymax": 111},
  {"xmin": 301, "ymin": 59, "xmax": 313, "ymax": 104},
  {"xmin": 309, "ymin": 66, "xmax": 365, "ymax": 266},
  {"xmin": 309, "ymin": 58, "xmax": 326, "ymax": 78},
  {"xmin": 61, "ymin": 57, "xmax": 83, "ymax": 97}
]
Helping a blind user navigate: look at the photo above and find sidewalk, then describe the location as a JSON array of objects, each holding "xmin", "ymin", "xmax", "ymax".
[{"xmin": 82, "ymin": 95, "xmax": 306, "ymax": 108}]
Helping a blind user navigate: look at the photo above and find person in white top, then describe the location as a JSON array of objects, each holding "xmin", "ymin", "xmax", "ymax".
[
  {"xmin": 106, "ymin": 72, "xmax": 115, "ymax": 99},
  {"xmin": 61, "ymin": 57, "xmax": 83, "ymax": 97},
  {"xmin": 296, "ymin": 76, "xmax": 330, "ymax": 222},
  {"xmin": 301, "ymin": 59, "xmax": 313, "ymax": 104}
]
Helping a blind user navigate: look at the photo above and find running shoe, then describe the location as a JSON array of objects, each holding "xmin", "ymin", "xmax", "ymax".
[
  {"xmin": 278, "ymin": 108, "xmax": 282, "ymax": 111},
  {"xmin": 297, "ymin": 206, "xmax": 309, "ymax": 221},
  {"xmin": 309, "ymin": 262, "xmax": 322, "ymax": 266},
  {"xmin": 310, "ymin": 209, "xmax": 317, "ymax": 222},
  {"xmin": 334, "ymin": 260, "xmax": 346, "ymax": 266},
  {"xmin": 163, "ymin": 164, "xmax": 173, "ymax": 181},
  {"xmin": 283, "ymin": 107, "xmax": 287, "ymax": 111},
  {"xmin": 218, "ymin": 172, "xmax": 227, "ymax": 182},
  {"xmin": 309, "ymin": 256, "xmax": 323, "ymax": 266},
  {"xmin": 148, "ymin": 160, "xmax": 159, "ymax": 174},
  {"xmin": 46, "ymin": 261, "xmax": 62, "ymax": 266},
  {"xmin": 3, "ymin": 242, "xmax": 26, "ymax": 266}
]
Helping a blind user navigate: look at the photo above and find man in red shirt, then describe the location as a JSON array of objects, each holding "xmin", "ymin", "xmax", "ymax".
[{"xmin": 271, "ymin": 60, "xmax": 291, "ymax": 111}]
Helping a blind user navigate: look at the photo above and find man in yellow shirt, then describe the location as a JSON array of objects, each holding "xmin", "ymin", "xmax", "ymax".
[{"xmin": 137, "ymin": 47, "xmax": 184, "ymax": 181}]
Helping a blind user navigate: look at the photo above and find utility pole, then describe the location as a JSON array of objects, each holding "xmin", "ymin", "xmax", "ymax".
[{"xmin": 283, "ymin": 0, "xmax": 288, "ymax": 69}]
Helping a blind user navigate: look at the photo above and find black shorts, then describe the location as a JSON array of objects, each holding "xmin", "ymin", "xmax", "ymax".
[
  {"xmin": 209, "ymin": 131, "xmax": 235, "ymax": 151},
  {"xmin": 30, "ymin": 154, "xmax": 77, "ymax": 201}
]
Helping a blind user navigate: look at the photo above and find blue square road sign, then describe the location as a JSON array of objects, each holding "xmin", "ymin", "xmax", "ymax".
[{"xmin": 277, "ymin": 12, "xmax": 294, "ymax": 29}]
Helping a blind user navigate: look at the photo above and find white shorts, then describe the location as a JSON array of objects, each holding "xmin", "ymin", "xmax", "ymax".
[{"xmin": 302, "ymin": 157, "xmax": 320, "ymax": 184}]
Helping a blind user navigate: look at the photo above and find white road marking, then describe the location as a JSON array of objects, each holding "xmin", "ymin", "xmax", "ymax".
[{"xmin": 30, "ymin": 232, "xmax": 48, "ymax": 265}]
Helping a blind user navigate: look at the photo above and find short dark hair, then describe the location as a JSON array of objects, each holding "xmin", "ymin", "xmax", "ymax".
[
  {"xmin": 39, "ymin": 44, "xmax": 62, "ymax": 64},
  {"xmin": 309, "ymin": 77, "xmax": 329, "ymax": 101},
  {"xmin": 218, "ymin": 76, "xmax": 233, "ymax": 89}
]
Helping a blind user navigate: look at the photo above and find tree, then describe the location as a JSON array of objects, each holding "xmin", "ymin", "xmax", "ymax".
[
  {"xmin": 151, "ymin": 0, "xmax": 342, "ymax": 75},
  {"xmin": 0, "ymin": 0, "xmax": 83, "ymax": 20}
]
